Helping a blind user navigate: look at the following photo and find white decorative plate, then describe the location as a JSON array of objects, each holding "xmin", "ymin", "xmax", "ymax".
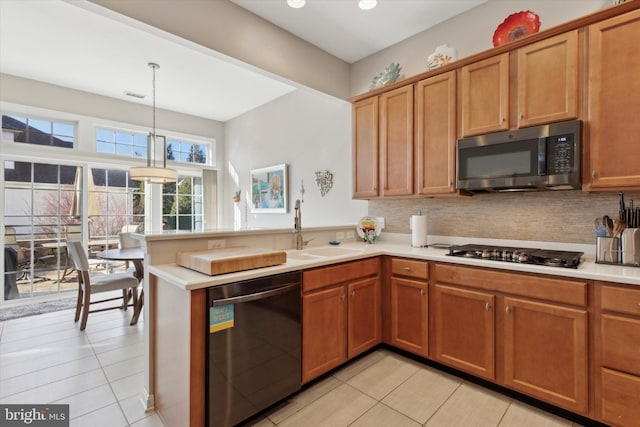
[{"xmin": 357, "ymin": 216, "xmax": 382, "ymax": 243}]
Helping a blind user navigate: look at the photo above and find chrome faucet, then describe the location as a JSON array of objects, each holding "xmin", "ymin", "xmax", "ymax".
[{"xmin": 294, "ymin": 199, "xmax": 303, "ymax": 250}]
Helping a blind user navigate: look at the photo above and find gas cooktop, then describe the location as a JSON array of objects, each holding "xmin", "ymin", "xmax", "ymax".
[{"xmin": 447, "ymin": 244, "xmax": 583, "ymax": 269}]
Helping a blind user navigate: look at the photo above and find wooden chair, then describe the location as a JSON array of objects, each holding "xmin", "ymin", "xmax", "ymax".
[
  {"xmin": 66, "ymin": 239, "xmax": 140, "ymax": 331},
  {"xmin": 118, "ymin": 232, "xmax": 141, "ymax": 275}
]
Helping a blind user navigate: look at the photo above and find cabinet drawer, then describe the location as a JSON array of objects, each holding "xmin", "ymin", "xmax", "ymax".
[
  {"xmin": 601, "ymin": 313, "xmax": 640, "ymax": 376},
  {"xmin": 303, "ymin": 258, "xmax": 379, "ymax": 292},
  {"xmin": 601, "ymin": 368, "xmax": 640, "ymax": 427},
  {"xmin": 391, "ymin": 258, "xmax": 428, "ymax": 280},
  {"xmin": 601, "ymin": 285, "xmax": 640, "ymax": 316},
  {"xmin": 434, "ymin": 263, "xmax": 587, "ymax": 306}
]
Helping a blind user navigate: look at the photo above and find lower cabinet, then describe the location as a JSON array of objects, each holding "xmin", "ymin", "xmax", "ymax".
[
  {"xmin": 502, "ymin": 297, "xmax": 587, "ymax": 413},
  {"xmin": 389, "ymin": 258, "xmax": 429, "ymax": 357},
  {"xmin": 432, "ymin": 263, "xmax": 588, "ymax": 415},
  {"xmin": 302, "ymin": 258, "xmax": 380, "ymax": 383},
  {"xmin": 596, "ymin": 282, "xmax": 640, "ymax": 427},
  {"xmin": 433, "ymin": 284, "xmax": 495, "ymax": 380}
]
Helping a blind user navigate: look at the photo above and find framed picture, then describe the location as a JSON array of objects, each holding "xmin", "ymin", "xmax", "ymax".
[{"xmin": 250, "ymin": 164, "xmax": 288, "ymax": 213}]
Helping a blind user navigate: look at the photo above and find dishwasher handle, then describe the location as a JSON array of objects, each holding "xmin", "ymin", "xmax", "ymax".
[{"xmin": 211, "ymin": 282, "xmax": 299, "ymax": 306}]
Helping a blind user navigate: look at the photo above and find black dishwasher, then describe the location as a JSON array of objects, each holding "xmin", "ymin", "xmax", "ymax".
[{"xmin": 206, "ymin": 271, "xmax": 301, "ymax": 427}]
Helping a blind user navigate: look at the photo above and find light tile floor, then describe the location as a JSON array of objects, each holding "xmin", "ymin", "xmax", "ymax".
[
  {"xmin": 250, "ymin": 350, "xmax": 588, "ymax": 427},
  {"xmin": 1, "ymin": 305, "xmax": 588, "ymax": 427},
  {"xmin": 0, "ymin": 301, "xmax": 163, "ymax": 427}
]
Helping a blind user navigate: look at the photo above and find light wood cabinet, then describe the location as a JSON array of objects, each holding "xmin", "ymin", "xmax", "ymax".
[
  {"xmin": 302, "ymin": 258, "xmax": 380, "ymax": 383},
  {"xmin": 503, "ymin": 297, "xmax": 588, "ymax": 414},
  {"xmin": 587, "ymin": 10, "xmax": 640, "ymax": 191},
  {"xmin": 352, "ymin": 97, "xmax": 379, "ymax": 198},
  {"xmin": 433, "ymin": 284, "xmax": 495, "ymax": 380},
  {"xmin": 432, "ymin": 263, "xmax": 588, "ymax": 414},
  {"xmin": 595, "ymin": 282, "xmax": 640, "ymax": 426},
  {"xmin": 352, "ymin": 85, "xmax": 413, "ymax": 198},
  {"xmin": 389, "ymin": 258, "xmax": 429, "ymax": 357},
  {"xmin": 461, "ymin": 32, "xmax": 579, "ymax": 137},
  {"xmin": 379, "ymin": 85, "xmax": 414, "ymax": 196},
  {"xmin": 415, "ymin": 71, "xmax": 457, "ymax": 195},
  {"xmin": 302, "ymin": 285, "xmax": 346, "ymax": 384},
  {"xmin": 516, "ymin": 31, "xmax": 578, "ymax": 127},
  {"xmin": 460, "ymin": 53, "xmax": 510, "ymax": 137}
]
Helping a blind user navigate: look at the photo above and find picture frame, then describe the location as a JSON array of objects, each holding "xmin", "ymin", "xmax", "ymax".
[{"xmin": 250, "ymin": 164, "xmax": 288, "ymax": 213}]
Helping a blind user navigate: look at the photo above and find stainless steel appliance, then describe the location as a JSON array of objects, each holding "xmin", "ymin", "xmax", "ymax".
[
  {"xmin": 207, "ymin": 271, "xmax": 301, "ymax": 427},
  {"xmin": 456, "ymin": 120, "xmax": 581, "ymax": 192},
  {"xmin": 447, "ymin": 244, "xmax": 583, "ymax": 268}
]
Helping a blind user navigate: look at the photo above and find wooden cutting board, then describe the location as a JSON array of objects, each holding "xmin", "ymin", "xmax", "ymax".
[{"xmin": 176, "ymin": 246, "xmax": 287, "ymax": 275}]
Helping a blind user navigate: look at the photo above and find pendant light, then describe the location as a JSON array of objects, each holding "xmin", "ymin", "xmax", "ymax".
[{"xmin": 130, "ymin": 62, "xmax": 177, "ymax": 184}]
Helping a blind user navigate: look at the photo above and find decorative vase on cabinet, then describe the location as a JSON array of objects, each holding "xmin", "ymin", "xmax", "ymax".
[{"xmin": 427, "ymin": 44, "xmax": 458, "ymax": 70}]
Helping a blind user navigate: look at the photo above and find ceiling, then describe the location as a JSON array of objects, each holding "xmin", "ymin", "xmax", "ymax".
[
  {"xmin": 0, "ymin": 0, "xmax": 486, "ymax": 122},
  {"xmin": 230, "ymin": 0, "xmax": 487, "ymax": 63}
]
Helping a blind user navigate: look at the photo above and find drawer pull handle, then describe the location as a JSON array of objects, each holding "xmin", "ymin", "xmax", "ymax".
[
  {"xmin": 485, "ymin": 302, "xmax": 491, "ymax": 311},
  {"xmin": 341, "ymin": 294, "xmax": 345, "ymax": 301},
  {"xmin": 506, "ymin": 306, "xmax": 511, "ymax": 315},
  {"xmin": 420, "ymin": 289, "xmax": 424, "ymax": 296},
  {"xmin": 403, "ymin": 267, "xmax": 411, "ymax": 271},
  {"xmin": 351, "ymin": 291, "xmax": 355, "ymax": 298}
]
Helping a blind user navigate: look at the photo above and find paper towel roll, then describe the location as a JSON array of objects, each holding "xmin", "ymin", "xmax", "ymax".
[{"xmin": 411, "ymin": 215, "xmax": 428, "ymax": 247}]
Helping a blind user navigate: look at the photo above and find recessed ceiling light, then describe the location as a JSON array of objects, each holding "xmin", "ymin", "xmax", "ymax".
[
  {"xmin": 358, "ymin": 0, "xmax": 377, "ymax": 10},
  {"xmin": 287, "ymin": 0, "xmax": 306, "ymax": 8}
]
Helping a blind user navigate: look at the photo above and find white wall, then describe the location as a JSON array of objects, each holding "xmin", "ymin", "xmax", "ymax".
[
  {"xmin": 350, "ymin": 0, "xmax": 609, "ymax": 95},
  {"xmin": 223, "ymin": 89, "xmax": 368, "ymax": 229}
]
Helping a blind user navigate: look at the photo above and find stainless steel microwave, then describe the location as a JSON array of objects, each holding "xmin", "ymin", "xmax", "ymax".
[{"xmin": 456, "ymin": 120, "xmax": 581, "ymax": 192}]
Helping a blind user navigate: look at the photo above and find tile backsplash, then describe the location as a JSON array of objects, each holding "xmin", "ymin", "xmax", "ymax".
[{"xmin": 369, "ymin": 191, "xmax": 640, "ymax": 244}]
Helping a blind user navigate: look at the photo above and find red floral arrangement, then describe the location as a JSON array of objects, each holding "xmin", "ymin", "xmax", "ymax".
[{"xmin": 493, "ymin": 11, "xmax": 541, "ymax": 47}]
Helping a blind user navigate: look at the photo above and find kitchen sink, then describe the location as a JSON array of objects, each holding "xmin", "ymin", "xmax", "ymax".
[{"xmin": 287, "ymin": 246, "xmax": 363, "ymax": 260}]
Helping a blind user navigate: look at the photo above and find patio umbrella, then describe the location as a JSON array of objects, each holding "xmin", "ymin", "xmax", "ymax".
[{"xmin": 70, "ymin": 167, "xmax": 99, "ymax": 220}]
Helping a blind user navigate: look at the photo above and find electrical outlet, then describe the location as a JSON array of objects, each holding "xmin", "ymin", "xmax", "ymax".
[
  {"xmin": 208, "ymin": 239, "xmax": 226, "ymax": 249},
  {"xmin": 346, "ymin": 231, "xmax": 355, "ymax": 239},
  {"xmin": 376, "ymin": 217, "xmax": 385, "ymax": 229},
  {"xmin": 336, "ymin": 231, "xmax": 345, "ymax": 240}
]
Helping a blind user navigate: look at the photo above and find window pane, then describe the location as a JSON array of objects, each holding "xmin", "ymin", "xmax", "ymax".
[
  {"xmin": 115, "ymin": 144, "xmax": 133, "ymax": 156},
  {"xmin": 133, "ymin": 134, "xmax": 147, "ymax": 147},
  {"xmin": 29, "ymin": 119, "xmax": 51, "ymax": 134},
  {"xmin": 33, "ymin": 163, "xmax": 59, "ymax": 184},
  {"xmin": 116, "ymin": 132, "xmax": 131, "ymax": 144},
  {"xmin": 52, "ymin": 122, "xmax": 74, "ymax": 137},
  {"xmin": 97, "ymin": 141, "xmax": 114, "ymax": 153},
  {"xmin": 96, "ymin": 128, "xmax": 114, "ymax": 142}
]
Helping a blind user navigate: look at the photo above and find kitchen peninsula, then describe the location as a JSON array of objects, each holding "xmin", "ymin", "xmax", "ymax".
[{"xmin": 139, "ymin": 228, "xmax": 640, "ymax": 427}]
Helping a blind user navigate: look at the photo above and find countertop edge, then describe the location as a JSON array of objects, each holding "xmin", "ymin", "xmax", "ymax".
[{"xmin": 148, "ymin": 242, "xmax": 640, "ymax": 290}]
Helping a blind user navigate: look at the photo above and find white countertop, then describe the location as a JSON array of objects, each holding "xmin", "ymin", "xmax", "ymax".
[{"xmin": 148, "ymin": 238, "xmax": 640, "ymax": 290}]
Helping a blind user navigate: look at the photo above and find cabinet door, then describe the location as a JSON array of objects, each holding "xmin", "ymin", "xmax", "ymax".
[
  {"xmin": 379, "ymin": 85, "xmax": 413, "ymax": 196},
  {"xmin": 588, "ymin": 10, "xmax": 640, "ymax": 190},
  {"xmin": 302, "ymin": 286, "xmax": 347, "ymax": 383},
  {"xmin": 517, "ymin": 31, "xmax": 578, "ymax": 127},
  {"xmin": 348, "ymin": 276, "xmax": 381, "ymax": 358},
  {"xmin": 461, "ymin": 53, "xmax": 509, "ymax": 137},
  {"xmin": 503, "ymin": 297, "xmax": 588, "ymax": 414},
  {"xmin": 415, "ymin": 71, "xmax": 457, "ymax": 195},
  {"xmin": 601, "ymin": 368, "xmax": 640, "ymax": 427},
  {"xmin": 433, "ymin": 284, "xmax": 495, "ymax": 380},
  {"xmin": 352, "ymin": 97, "xmax": 379, "ymax": 198},
  {"xmin": 391, "ymin": 277, "xmax": 428, "ymax": 357}
]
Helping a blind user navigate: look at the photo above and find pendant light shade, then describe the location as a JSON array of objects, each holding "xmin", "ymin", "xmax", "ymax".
[{"xmin": 130, "ymin": 62, "xmax": 177, "ymax": 183}]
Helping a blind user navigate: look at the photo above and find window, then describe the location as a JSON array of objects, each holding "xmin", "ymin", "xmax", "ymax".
[
  {"xmin": 2, "ymin": 114, "xmax": 74, "ymax": 148},
  {"xmin": 3, "ymin": 161, "xmax": 80, "ymax": 299},
  {"xmin": 167, "ymin": 139, "xmax": 207, "ymax": 164},
  {"xmin": 162, "ymin": 176, "xmax": 203, "ymax": 231},
  {"xmin": 96, "ymin": 128, "xmax": 148, "ymax": 158}
]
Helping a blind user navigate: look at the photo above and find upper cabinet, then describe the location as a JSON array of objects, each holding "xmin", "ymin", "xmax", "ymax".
[
  {"xmin": 379, "ymin": 85, "xmax": 414, "ymax": 197},
  {"xmin": 461, "ymin": 31, "xmax": 579, "ymax": 137},
  {"xmin": 415, "ymin": 71, "xmax": 457, "ymax": 195},
  {"xmin": 517, "ymin": 31, "xmax": 579, "ymax": 127},
  {"xmin": 352, "ymin": 97, "xmax": 379, "ymax": 198},
  {"xmin": 461, "ymin": 53, "xmax": 510, "ymax": 137},
  {"xmin": 352, "ymin": 85, "xmax": 413, "ymax": 199},
  {"xmin": 587, "ymin": 9, "xmax": 640, "ymax": 191}
]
